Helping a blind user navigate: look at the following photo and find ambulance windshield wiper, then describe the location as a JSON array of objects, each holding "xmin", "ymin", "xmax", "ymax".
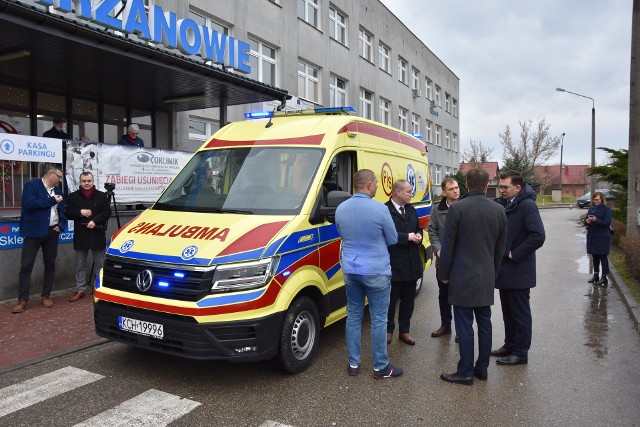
[{"xmin": 219, "ymin": 208, "xmax": 254, "ymax": 214}]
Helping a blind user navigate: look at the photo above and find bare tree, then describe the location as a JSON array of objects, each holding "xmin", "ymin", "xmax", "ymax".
[
  {"xmin": 461, "ymin": 139, "xmax": 495, "ymax": 166},
  {"xmin": 499, "ymin": 119, "xmax": 562, "ymax": 170}
]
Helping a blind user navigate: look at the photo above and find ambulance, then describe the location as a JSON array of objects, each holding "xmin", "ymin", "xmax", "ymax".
[{"xmin": 94, "ymin": 107, "xmax": 434, "ymax": 373}]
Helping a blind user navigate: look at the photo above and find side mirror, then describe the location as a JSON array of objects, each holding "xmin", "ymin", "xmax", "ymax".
[{"xmin": 319, "ymin": 190, "xmax": 352, "ymax": 223}]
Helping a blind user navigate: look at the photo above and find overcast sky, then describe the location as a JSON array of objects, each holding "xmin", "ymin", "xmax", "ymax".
[{"xmin": 379, "ymin": 0, "xmax": 633, "ymax": 167}]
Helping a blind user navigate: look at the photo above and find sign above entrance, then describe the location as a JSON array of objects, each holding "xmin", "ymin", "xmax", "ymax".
[
  {"xmin": 33, "ymin": 0, "xmax": 251, "ymax": 73},
  {"xmin": 0, "ymin": 134, "xmax": 63, "ymax": 163}
]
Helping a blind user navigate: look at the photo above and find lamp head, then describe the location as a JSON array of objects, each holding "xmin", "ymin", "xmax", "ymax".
[
  {"xmin": 556, "ymin": 88, "xmax": 565, "ymax": 92},
  {"xmin": 562, "ymin": 132, "xmax": 566, "ymax": 137}
]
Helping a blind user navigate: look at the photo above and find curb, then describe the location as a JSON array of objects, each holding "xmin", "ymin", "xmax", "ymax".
[{"xmin": 608, "ymin": 264, "xmax": 640, "ymax": 331}]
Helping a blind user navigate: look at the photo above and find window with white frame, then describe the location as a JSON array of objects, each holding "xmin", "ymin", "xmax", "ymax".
[
  {"xmin": 452, "ymin": 98, "xmax": 458, "ymax": 117},
  {"xmin": 329, "ymin": 7, "xmax": 346, "ymax": 45},
  {"xmin": 359, "ymin": 28, "xmax": 373, "ymax": 62},
  {"xmin": 379, "ymin": 42, "xmax": 390, "ymax": 73},
  {"xmin": 435, "ymin": 164, "xmax": 442, "ymax": 185},
  {"xmin": 298, "ymin": 0, "xmax": 319, "ymax": 27},
  {"xmin": 445, "ymin": 130, "xmax": 451, "ymax": 149},
  {"xmin": 248, "ymin": 38, "xmax": 276, "ymax": 86},
  {"xmin": 445, "ymin": 93, "xmax": 451, "ymax": 113},
  {"xmin": 189, "ymin": 116, "xmax": 220, "ymax": 141},
  {"xmin": 411, "ymin": 67, "xmax": 420, "ymax": 91},
  {"xmin": 379, "ymin": 98, "xmax": 390, "ymax": 125},
  {"xmin": 359, "ymin": 88, "xmax": 373, "ymax": 120},
  {"xmin": 398, "ymin": 107, "xmax": 408, "ymax": 132},
  {"xmin": 445, "ymin": 166, "xmax": 451, "ymax": 177},
  {"xmin": 298, "ymin": 60, "xmax": 319, "ymax": 103},
  {"xmin": 398, "ymin": 57, "xmax": 407, "ymax": 84},
  {"xmin": 435, "ymin": 125, "xmax": 442, "ymax": 146},
  {"xmin": 411, "ymin": 113, "xmax": 420, "ymax": 134},
  {"xmin": 425, "ymin": 120, "xmax": 432, "ymax": 143},
  {"xmin": 429, "ymin": 163, "xmax": 434, "ymax": 183},
  {"xmin": 435, "ymin": 85, "xmax": 442, "ymax": 106},
  {"xmin": 329, "ymin": 75, "xmax": 347, "ymax": 107},
  {"xmin": 425, "ymin": 78, "xmax": 433, "ymax": 100},
  {"xmin": 189, "ymin": 9, "xmax": 229, "ymax": 67},
  {"xmin": 453, "ymin": 133, "xmax": 458, "ymax": 151}
]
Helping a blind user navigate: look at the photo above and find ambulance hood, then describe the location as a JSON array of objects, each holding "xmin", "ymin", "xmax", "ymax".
[{"xmin": 108, "ymin": 210, "xmax": 291, "ymax": 267}]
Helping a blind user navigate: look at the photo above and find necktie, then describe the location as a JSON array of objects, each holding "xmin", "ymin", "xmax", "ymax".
[
  {"xmin": 399, "ymin": 206, "xmax": 405, "ymax": 218},
  {"xmin": 505, "ymin": 200, "xmax": 512, "ymax": 210}
]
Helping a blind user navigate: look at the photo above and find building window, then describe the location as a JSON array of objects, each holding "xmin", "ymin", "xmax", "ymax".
[
  {"xmin": 435, "ymin": 85, "xmax": 442, "ymax": 106},
  {"xmin": 411, "ymin": 113, "xmax": 420, "ymax": 135},
  {"xmin": 398, "ymin": 57, "xmax": 407, "ymax": 84},
  {"xmin": 452, "ymin": 98, "xmax": 458, "ymax": 117},
  {"xmin": 411, "ymin": 67, "xmax": 420, "ymax": 91},
  {"xmin": 435, "ymin": 125, "xmax": 442, "ymax": 146},
  {"xmin": 329, "ymin": 7, "xmax": 346, "ymax": 45},
  {"xmin": 445, "ymin": 93, "xmax": 451, "ymax": 113},
  {"xmin": 359, "ymin": 88, "xmax": 373, "ymax": 120},
  {"xmin": 298, "ymin": 0, "xmax": 319, "ymax": 27},
  {"xmin": 445, "ymin": 166, "xmax": 451, "ymax": 177},
  {"xmin": 359, "ymin": 28, "xmax": 373, "ymax": 62},
  {"xmin": 329, "ymin": 75, "xmax": 347, "ymax": 107},
  {"xmin": 452, "ymin": 133, "xmax": 458, "ymax": 152},
  {"xmin": 445, "ymin": 130, "xmax": 451, "ymax": 149},
  {"xmin": 379, "ymin": 98, "xmax": 390, "ymax": 125},
  {"xmin": 425, "ymin": 78, "xmax": 433, "ymax": 100},
  {"xmin": 248, "ymin": 38, "xmax": 276, "ymax": 86},
  {"xmin": 398, "ymin": 107, "xmax": 408, "ymax": 132},
  {"xmin": 189, "ymin": 116, "xmax": 219, "ymax": 141},
  {"xmin": 189, "ymin": 9, "xmax": 229, "ymax": 67},
  {"xmin": 435, "ymin": 164, "xmax": 442, "ymax": 185},
  {"xmin": 425, "ymin": 120, "xmax": 432, "ymax": 143},
  {"xmin": 298, "ymin": 60, "xmax": 319, "ymax": 103},
  {"xmin": 379, "ymin": 42, "xmax": 390, "ymax": 73}
]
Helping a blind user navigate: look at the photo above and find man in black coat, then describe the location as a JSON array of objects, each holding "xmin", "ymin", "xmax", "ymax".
[
  {"xmin": 42, "ymin": 117, "xmax": 70, "ymax": 139},
  {"xmin": 491, "ymin": 170, "xmax": 545, "ymax": 366},
  {"xmin": 439, "ymin": 168, "xmax": 507, "ymax": 385},
  {"xmin": 65, "ymin": 172, "xmax": 111, "ymax": 301},
  {"xmin": 385, "ymin": 180, "xmax": 423, "ymax": 346}
]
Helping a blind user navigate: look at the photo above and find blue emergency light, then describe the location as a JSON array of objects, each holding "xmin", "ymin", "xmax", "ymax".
[
  {"xmin": 244, "ymin": 106, "xmax": 355, "ymax": 120},
  {"xmin": 411, "ymin": 133, "xmax": 422, "ymax": 139},
  {"xmin": 173, "ymin": 272, "xmax": 185, "ymax": 278},
  {"xmin": 158, "ymin": 281, "xmax": 170, "ymax": 288}
]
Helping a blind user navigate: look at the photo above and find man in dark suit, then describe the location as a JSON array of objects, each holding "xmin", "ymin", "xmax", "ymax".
[
  {"xmin": 42, "ymin": 117, "xmax": 70, "ymax": 139},
  {"xmin": 65, "ymin": 172, "xmax": 111, "ymax": 302},
  {"xmin": 385, "ymin": 180, "xmax": 423, "ymax": 346},
  {"xmin": 491, "ymin": 170, "xmax": 546, "ymax": 366},
  {"xmin": 438, "ymin": 168, "xmax": 507, "ymax": 385},
  {"xmin": 12, "ymin": 165, "xmax": 67, "ymax": 313}
]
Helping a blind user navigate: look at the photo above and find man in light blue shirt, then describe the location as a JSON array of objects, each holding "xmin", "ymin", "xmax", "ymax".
[{"xmin": 335, "ymin": 169, "xmax": 402, "ymax": 379}]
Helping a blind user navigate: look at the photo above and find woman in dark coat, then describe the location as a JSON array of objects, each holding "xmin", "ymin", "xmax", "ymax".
[{"xmin": 584, "ymin": 192, "xmax": 612, "ymax": 286}]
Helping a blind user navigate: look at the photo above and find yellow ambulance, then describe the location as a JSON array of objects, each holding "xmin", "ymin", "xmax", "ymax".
[{"xmin": 94, "ymin": 107, "xmax": 433, "ymax": 373}]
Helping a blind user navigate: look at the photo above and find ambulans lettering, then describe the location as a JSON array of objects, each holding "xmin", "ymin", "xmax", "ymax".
[
  {"xmin": 126, "ymin": 222, "xmax": 229, "ymax": 241},
  {"xmin": 34, "ymin": 0, "xmax": 251, "ymax": 73}
]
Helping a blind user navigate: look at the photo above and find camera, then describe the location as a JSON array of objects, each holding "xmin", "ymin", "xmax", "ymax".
[{"xmin": 104, "ymin": 182, "xmax": 116, "ymax": 192}]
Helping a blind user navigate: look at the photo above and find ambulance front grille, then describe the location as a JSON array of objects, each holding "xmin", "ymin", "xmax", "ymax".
[{"xmin": 102, "ymin": 258, "xmax": 214, "ymax": 302}]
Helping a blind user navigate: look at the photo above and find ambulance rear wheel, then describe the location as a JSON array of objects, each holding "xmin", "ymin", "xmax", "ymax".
[{"xmin": 276, "ymin": 296, "xmax": 320, "ymax": 374}]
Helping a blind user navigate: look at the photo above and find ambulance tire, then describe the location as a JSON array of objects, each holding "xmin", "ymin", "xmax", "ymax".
[
  {"xmin": 414, "ymin": 277, "xmax": 423, "ymax": 297},
  {"xmin": 276, "ymin": 296, "xmax": 320, "ymax": 374}
]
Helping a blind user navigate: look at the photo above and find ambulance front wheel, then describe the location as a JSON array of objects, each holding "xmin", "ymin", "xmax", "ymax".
[{"xmin": 276, "ymin": 296, "xmax": 320, "ymax": 374}]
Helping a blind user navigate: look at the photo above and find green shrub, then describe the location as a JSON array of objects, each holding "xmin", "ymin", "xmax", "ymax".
[
  {"xmin": 611, "ymin": 218, "xmax": 626, "ymax": 247},
  {"xmin": 620, "ymin": 235, "xmax": 640, "ymax": 281}
]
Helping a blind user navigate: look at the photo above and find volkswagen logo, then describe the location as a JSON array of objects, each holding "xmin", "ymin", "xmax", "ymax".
[{"xmin": 136, "ymin": 269, "xmax": 153, "ymax": 292}]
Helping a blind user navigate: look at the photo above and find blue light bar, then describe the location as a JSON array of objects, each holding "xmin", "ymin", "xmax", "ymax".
[
  {"xmin": 411, "ymin": 133, "xmax": 423, "ymax": 139},
  {"xmin": 314, "ymin": 106, "xmax": 355, "ymax": 114},
  {"xmin": 174, "ymin": 272, "xmax": 185, "ymax": 278},
  {"xmin": 244, "ymin": 111, "xmax": 274, "ymax": 119},
  {"xmin": 158, "ymin": 281, "xmax": 170, "ymax": 287}
]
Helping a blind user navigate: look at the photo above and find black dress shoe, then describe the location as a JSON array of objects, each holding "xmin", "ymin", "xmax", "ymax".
[
  {"xmin": 474, "ymin": 370, "xmax": 488, "ymax": 381},
  {"xmin": 440, "ymin": 372, "xmax": 473, "ymax": 385},
  {"xmin": 490, "ymin": 346, "xmax": 512, "ymax": 357},
  {"xmin": 496, "ymin": 354, "xmax": 528, "ymax": 365}
]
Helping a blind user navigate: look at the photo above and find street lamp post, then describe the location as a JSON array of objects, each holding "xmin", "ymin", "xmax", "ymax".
[
  {"xmin": 556, "ymin": 88, "xmax": 596, "ymax": 193},
  {"xmin": 559, "ymin": 132, "xmax": 565, "ymax": 194}
]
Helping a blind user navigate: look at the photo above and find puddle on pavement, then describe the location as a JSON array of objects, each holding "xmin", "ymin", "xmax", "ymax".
[
  {"xmin": 576, "ymin": 255, "xmax": 591, "ymax": 275},
  {"xmin": 583, "ymin": 285, "xmax": 611, "ymax": 358}
]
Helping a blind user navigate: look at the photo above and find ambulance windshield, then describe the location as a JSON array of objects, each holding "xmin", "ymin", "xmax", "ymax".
[{"xmin": 154, "ymin": 147, "xmax": 324, "ymax": 215}]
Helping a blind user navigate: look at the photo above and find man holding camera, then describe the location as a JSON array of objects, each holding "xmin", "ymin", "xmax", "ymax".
[{"xmin": 65, "ymin": 172, "xmax": 111, "ymax": 301}]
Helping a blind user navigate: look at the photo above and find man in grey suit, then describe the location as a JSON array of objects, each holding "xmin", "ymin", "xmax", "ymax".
[{"xmin": 438, "ymin": 167, "xmax": 507, "ymax": 385}]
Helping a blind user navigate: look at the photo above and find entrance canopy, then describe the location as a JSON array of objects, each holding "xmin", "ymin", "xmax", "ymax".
[{"xmin": 0, "ymin": 0, "xmax": 288, "ymax": 112}]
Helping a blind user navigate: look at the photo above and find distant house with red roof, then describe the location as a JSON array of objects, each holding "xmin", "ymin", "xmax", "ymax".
[
  {"xmin": 459, "ymin": 162, "xmax": 500, "ymax": 198},
  {"xmin": 534, "ymin": 164, "xmax": 589, "ymax": 197}
]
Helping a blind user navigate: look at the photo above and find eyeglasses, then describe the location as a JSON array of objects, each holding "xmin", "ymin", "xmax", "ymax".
[
  {"xmin": 51, "ymin": 172, "xmax": 63, "ymax": 179},
  {"xmin": 499, "ymin": 185, "xmax": 514, "ymax": 191}
]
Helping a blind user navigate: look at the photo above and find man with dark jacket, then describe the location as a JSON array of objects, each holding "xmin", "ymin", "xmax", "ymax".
[
  {"xmin": 491, "ymin": 170, "xmax": 546, "ymax": 366},
  {"xmin": 118, "ymin": 124, "xmax": 144, "ymax": 147},
  {"xmin": 428, "ymin": 177, "xmax": 460, "ymax": 339},
  {"xmin": 42, "ymin": 117, "xmax": 70, "ymax": 139},
  {"xmin": 385, "ymin": 180, "xmax": 423, "ymax": 346},
  {"xmin": 65, "ymin": 172, "xmax": 111, "ymax": 301},
  {"xmin": 12, "ymin": 166, "xmax": 66, "ymax": 313},
  {"xmin": 438, "ymin": 168, "xmax": 507, "ymax": 385}
]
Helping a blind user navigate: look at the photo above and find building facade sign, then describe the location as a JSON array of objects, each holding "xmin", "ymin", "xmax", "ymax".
[
  {"xmin": 0, "ymin": 134, "xmax": 63, "ymax": 163},
  {"xmin": 32, "ymin": 0, "xmax": 251, "ymax": 73}
]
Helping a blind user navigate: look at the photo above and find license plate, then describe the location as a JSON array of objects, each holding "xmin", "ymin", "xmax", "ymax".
[{"xmin": 118, "ymin": 316, "xmax": 164, "ymax": 339}]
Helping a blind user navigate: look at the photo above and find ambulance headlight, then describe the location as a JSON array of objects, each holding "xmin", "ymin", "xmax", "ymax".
[{"xmin": 211, "ymin": 258, "xmax": 278, "ymax": 293}]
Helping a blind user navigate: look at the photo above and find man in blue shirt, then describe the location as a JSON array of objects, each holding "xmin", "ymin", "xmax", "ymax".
[{"xmin": 335, "ymin": 169, "xmax": 402, "ymax": 379}]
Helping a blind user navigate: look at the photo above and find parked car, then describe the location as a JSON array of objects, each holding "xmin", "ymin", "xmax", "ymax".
[{"xmin": 576, "ymin": 189, "xmax": 615, "ymax": 208}]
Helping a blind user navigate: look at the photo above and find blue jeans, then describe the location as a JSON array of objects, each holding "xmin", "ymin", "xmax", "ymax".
[
  {"xmin": 454, "ymin": 305, "xmax": 492, "ymax": 377},
  {"xmin": 344, "ymin": 273, "xmax": 391, "ymax": 371}
]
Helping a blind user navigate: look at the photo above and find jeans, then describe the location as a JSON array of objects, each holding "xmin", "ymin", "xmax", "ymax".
[
  {"xmin": 344, "ymin": 273, "xmax": 391, "ymax": 371},
  {"xmin": 453, "ymin": 305, "xmax": 492, "ymax": 377},
  {"xmin": 18, "ymin": 229, "xmax": 59, "ymax": 301},
  {"xmin": 75, "ymin": 249, "xmax": 105, "ymax": 292}
]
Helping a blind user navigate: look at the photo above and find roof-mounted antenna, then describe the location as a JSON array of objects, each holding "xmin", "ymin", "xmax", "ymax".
[{"xmin": 265, "ymin": 107, "xmax": 276, "ymax": 128}]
